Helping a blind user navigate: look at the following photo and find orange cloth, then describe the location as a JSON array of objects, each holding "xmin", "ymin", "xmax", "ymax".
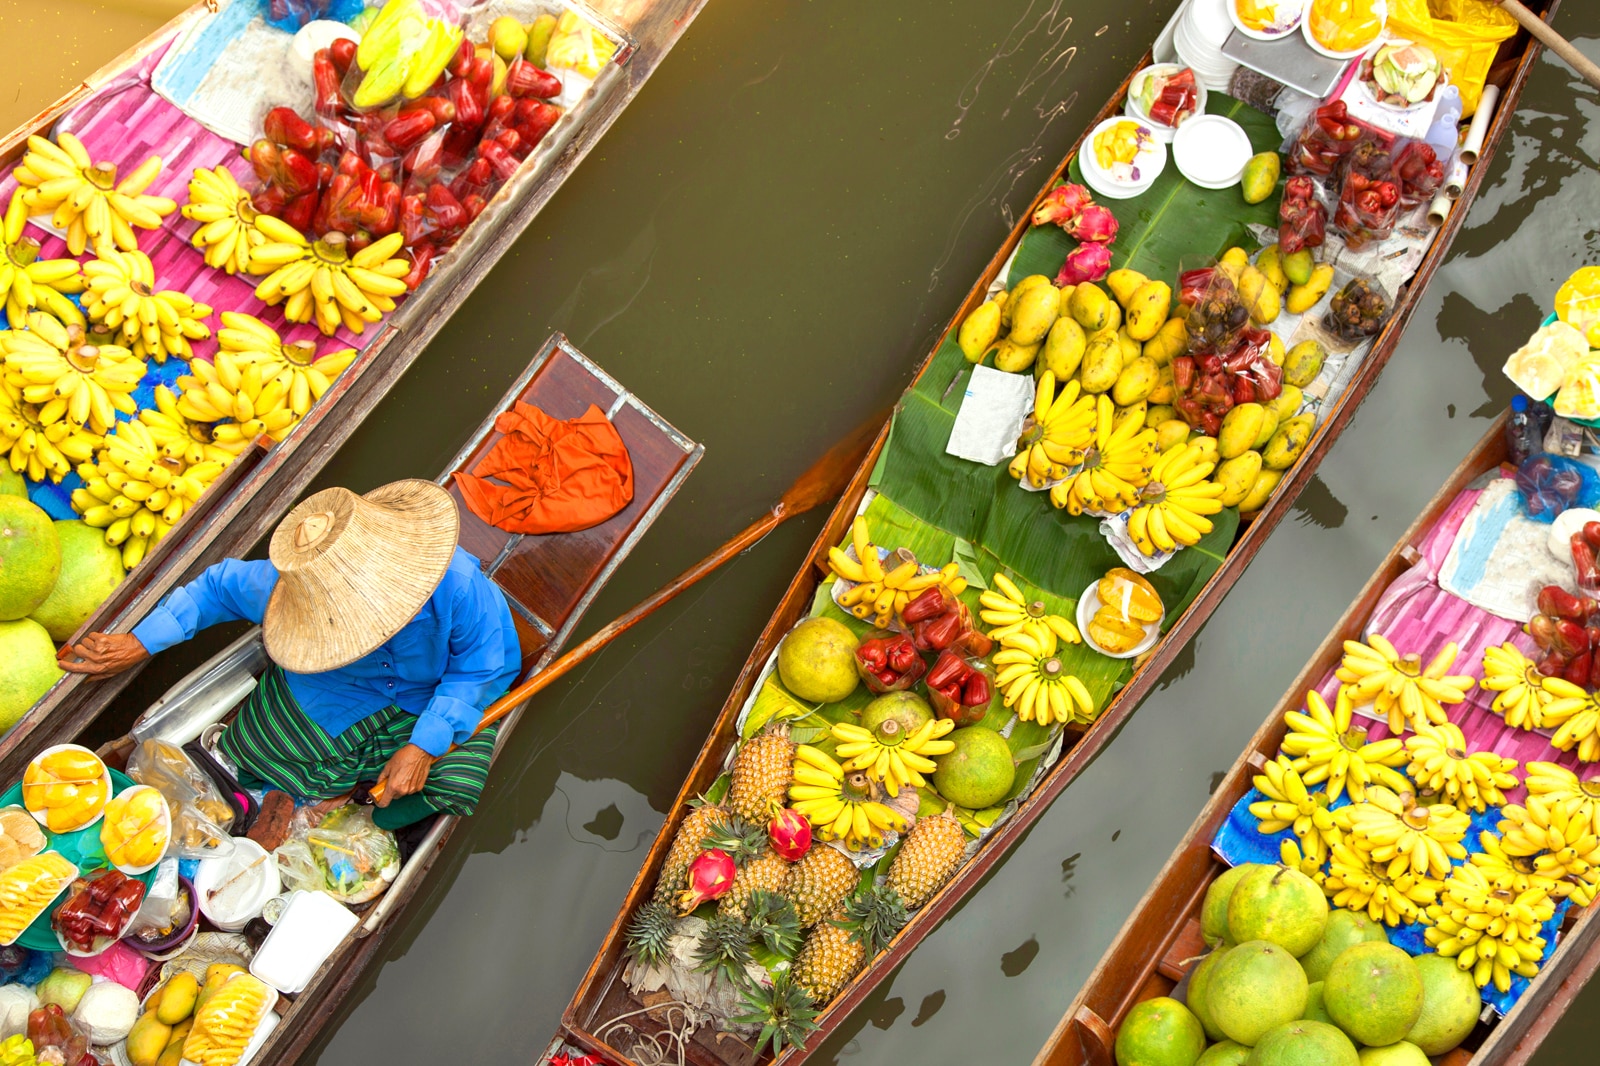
[{"xmin": 454, "ymin": 402, "xmax": 633, "ymax": 535}]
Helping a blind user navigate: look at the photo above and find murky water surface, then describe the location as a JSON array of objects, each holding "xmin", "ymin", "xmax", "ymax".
[{"xmin": 9, "ymin": 0, "xmax": 1600, "ymax": 1061}]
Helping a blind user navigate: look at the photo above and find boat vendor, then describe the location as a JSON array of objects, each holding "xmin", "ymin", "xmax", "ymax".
[{"xmin": 59, "ymin": 479, "xmax": 521, "ymax": 830}]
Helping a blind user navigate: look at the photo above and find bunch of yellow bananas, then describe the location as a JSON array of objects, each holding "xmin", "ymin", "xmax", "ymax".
[
  {"xmin": 1279, "ymin": 687, "xmax": 1409, "ymax": 803},
  {"xmin": 13, "ymin": 133, "xmax": 174, "ymax": 256},
  {"xmin": 1279, "ymin": 839, "xmax": 1327, "ymax": 884},
  {"xmin": 71, "ymin": 419, "xmax": 232, "ymax": 568},
  {"xmin": 0, "ymin": 384, "xmax": 101, "ymax": 483},
  {"xmin": 183, "ymin": 972, "xmax": 273, "ymax": 1066},
  {"xmin": 1333, "ymin": 785, "xmax": 1470, "ymax": 880},
  {"xmin": 1472, "ymin": 830, "xmax": 1578, "ymax": 905},
  {"xmin": 1524, "ymin": 761, "xmax": 1600, "ymax": 836},
  {"xmin": 248, "ymin": 225, "xmax": 408, "ymax": 336},
  {"xmin": 992, "ymin": 623, "xmax": 1097, "ymax": 724},
  {"xmin": 214, "ymin": 313, "xmax": 359, "ymax": 418},
  {"xmin": 1250, "ymin": 754, "xmax": 1343, "ymax": 864},
  {"xmin": 0, "ymin": 312, "xmax": 143, "ymax": 434},
  {"xmin": 139, "ymin": 385, "xmax": 249, "ymax": 467},
  {"xmin": 1424, "ymin": 864, "xmax": 1552, "ymax": 992},
  {"xmin": 80, "ymin": 249, "xmax": 212, "ymax": 363},
  {"xmin": 1048, "ymin": 395, "xmax": 1156, "ymax": 515},
  {"xmin": 1403, "ymin": 722, "xmax": 1519, "ymax": 812},
  {"xmin": 174, "ymin": 353, "xmax": 299, "ymax": 448},
  {"xmin": 1497, "ymin": 795, "xmax": 1600, "ymax": 905},
  {"xmin": 1125, "ymin": 441, "xmax": 1226, "ymax": 554},
  {"xmin": 1008, "ymin": 372, "xmax": 1096, "ymax": 488},
  {"xmin": 787, "ymin": 745, "xmax": 907, "ymax": 851},
  {"xmin": 1323, "ymin": 841, "xmax": 1441, "ymax": 927},
  {"xmin": 1336, "ymin": 633, "xmax": 1474, "ymax": 734},
  {"xmin": 978, "ymin": 572, "xmax": 1080, "ymax": 645},
  {"xmin": 831, "ymin": 717, "xmax": 954, "ymax": 797},
  {"xmin": 828, "ymin": 515, "xmax": 961, "ymax": 628},
  {"xmin": 1, "ymin": 193, "xmax": 85, "ymax": 327},
  {"xmin": 180, "ymin": 165, "xmax": 267, "ymax": 276},
  {"xmin": 1541, "ymin": 681, "xmax": 1600, "ymax": 763},
  {"xmin": 1480, "ymin": 642, "xmax": 1561, "ymax": 731}
]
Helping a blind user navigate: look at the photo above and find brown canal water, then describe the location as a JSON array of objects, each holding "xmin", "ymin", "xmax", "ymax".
[{"xmin": 12, "ymin": 0, "xmax": 1600, "ymax": 1061}]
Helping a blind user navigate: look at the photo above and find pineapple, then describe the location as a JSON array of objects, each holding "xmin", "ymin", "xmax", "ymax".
[
  {"xmin": 653, "ymin": 801, "xmax": 727, "ymax": 904},
  {"xmin": 887, "ymin": 808, "xmax": 967, "ymax": 909},
  {"xmin": 719, "ymin": 849, "xmax": 793, "ymax": 920},
  {"xmin": 694, "ymin": 912, "xmax": 756, "ymax": 985},
  {"xmin": 732, "ymin": 972, "xmax": 819, "ymax": 1060},
  {"xmin": 728, "ymin": 723, "xmax": 795, "ymax": 824},
  {"xmin": 792, "ymin": 888, "xmax": 909, "ymax": 1003},
  {"xmin": 624, "ymin": 899, "xmax": 679, "ymax": 969},
  {"xmin": 743, "ymin": 890, "xmax": 803, "ymax": 956},
  {"xmin": 785, "ymin": 844, "xmax": 861, "ymax": 926}
]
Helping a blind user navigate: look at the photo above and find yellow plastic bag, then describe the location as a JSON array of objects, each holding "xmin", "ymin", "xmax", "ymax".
[
  {"xmin": 545, "ymin": 11, "xmax": 618, "ymax": 80},
  {"xmin": 1387, "ymin": 0, "xmax": 1519, "ymax": 116},
  {"xmin": 1557, "ymin": 267, "xmax": 1600, "ymax": 349}
]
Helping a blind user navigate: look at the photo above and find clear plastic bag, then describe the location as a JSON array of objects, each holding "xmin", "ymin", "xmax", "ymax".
[
  {"xmin": 125, "ymin": 859, "xmax": 185, "ymax": 945},
  {"xmin": 1554, "ymin": 354, "xmax": 1600, "ymax": 422},
  {"xmin": 53, "ymin": 870, "xmax": 144, "ymax": 955},
  {"xmin": 275, "ymin": 805, "xmax": 400, "ymax": 906},
  {"xmin": 126, "ymin": 741, "xmax": 236, "ymax": 862},
  {"xmin": 1514, "ymin": 453, "xmax": 1600, "ymax": 523}
]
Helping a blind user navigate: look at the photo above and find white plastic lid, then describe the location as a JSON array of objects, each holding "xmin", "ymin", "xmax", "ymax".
[
  {"xmin": 249, "ymin": 890, "xmax": 358, "ymax": 993},
  {"xmin": 1172, "ymin": 115, "xmax": 1254, "ymax": 189}
]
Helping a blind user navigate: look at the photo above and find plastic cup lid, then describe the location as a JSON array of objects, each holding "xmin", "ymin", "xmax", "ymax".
[{"xmin": 1172, "ymin": 114, "xmax": 1253, "ymax": 189}]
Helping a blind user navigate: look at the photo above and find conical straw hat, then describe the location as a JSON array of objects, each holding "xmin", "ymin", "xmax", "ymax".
[{"xmin": 263, "ymin": 479, "xmax": 460, "ymax": 674}]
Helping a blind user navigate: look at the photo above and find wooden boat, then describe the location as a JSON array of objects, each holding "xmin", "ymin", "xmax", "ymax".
[
  {"xmin": 89, "ymin": 331, "xmax": 701, "ymax": 1066},
  {"xmin": 550, "ymin": 7, "xmax": 1560, "ymax": 1064},
  {"xmin": 0, "ymin": 0, "xmax": 708, "ymax": 782},
  {"xmin": 1030, "ymin": 413, "xmax": 1600, "ymax": 1066}
]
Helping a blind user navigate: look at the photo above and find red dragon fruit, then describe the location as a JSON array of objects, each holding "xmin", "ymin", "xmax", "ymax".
[
  {"xmin": 768, "ymin": 807, "xmax": 813, "ymax": 861},
  {"xmin": 1055, "ymin": 241, "xmax": 1113, "ymax": 285},
  {"xmin": 676, "ymin": 848, "xmax": 736, "ymax": 911},
  {"xmin": 1062, "ymin": 203, "xmax": 1119, "ymax": 243},
  {"xmin": 1031, "ymin": 182, "xmax": 1094, "ymax": 227}
]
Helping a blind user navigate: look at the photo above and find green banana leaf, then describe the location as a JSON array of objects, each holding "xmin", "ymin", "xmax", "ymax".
[{"xmin": 1007, "ymin": 93, "xmax": 1284, "ymax": 287}]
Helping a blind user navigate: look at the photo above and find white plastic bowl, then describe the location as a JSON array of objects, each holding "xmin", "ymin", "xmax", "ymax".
[
  {"xmin": 1080, "ymin": 118, "xmax": 1167, "ymax": 201},
  {"xmin": 1077, "ymin": 581, "xmax": 1163, "ymax": 659},
  {"xmin": 1172, "ymin": 114, "xmax": 1254, "ymax": 190},
  {"xmin": 1302, "ymin": 0, "xmax": 1388, "ymax": 59},
  {"xmin": 195, "ymin": 838, "xmax": 280, "ymax": 932},
  {"xmin": 1228, "ymin": 0, "xmax": 1304, "ymax": 40}
]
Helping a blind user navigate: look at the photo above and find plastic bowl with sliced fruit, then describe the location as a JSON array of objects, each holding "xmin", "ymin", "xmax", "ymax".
[
  {"xmin": 22, "ymin": 746, "xmax": 111, "ymax": 835},
  {"xmin": 1124, "ymin": 64, "xmax": 1207, "ymax": 142}
]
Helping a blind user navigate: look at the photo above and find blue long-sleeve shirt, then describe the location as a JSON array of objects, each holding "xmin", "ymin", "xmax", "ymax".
[{"xmin": 131, "ymin": 548, "xmax": 522, "ymax": 757}]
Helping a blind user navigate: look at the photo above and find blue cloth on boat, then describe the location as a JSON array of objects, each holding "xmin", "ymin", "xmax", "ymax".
[
  {"xmin": 131, "ymin": 548, "xmax": 520, "ymax": 757},
  {"xmin": 1212, "ymin": 785, "xmax": 1561, "ymax": 1016}
]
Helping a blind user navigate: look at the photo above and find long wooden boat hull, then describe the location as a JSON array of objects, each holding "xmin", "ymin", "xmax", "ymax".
[
  {"xmin": 554, "ymin": 8, "xmax": 1558, "ymax": 1064},
  {"xmin": 1031, "ymin": 414, "xmax": 1600, "ymax": 1066},
  {"xmin": 0, "ymin": 0, "xmax": 708, "ymax": 783},
  {"xmin": 99, "ymin": 332, "xmax": 700, "ymax": 1066}
]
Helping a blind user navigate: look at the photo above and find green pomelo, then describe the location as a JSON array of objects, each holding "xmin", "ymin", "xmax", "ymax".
[
  {"xmin": 776, "ymin": 617, "xmax": 859, "ymax": 703},
  {"xmin": 1202, "ymin": 864, "xmax": 1263, "ymax": 948},
  {"xmin": 1196, "ymin": 1042, "xmax": 1250, "ymax": 1066},
  {"xmin": 1227, "ymin": 865, "xmax": 1328, "ymax": 957},
  {"xmin": 1405, "ymin": 953, "xmax": 1481, "ymax": 1055},
  {"xmin": 1323, "ymin": 942, "xmax": 1424, "ymax": 1048},
  {"xmin": 1244, "ymin": 1021, "xmax": 1358, "ymax": 1066},
  {"xmin": 1299, "ymin": 908, "xmax": 1389, "ymax": 983},
  {"xmin": 0, "ymin": 618, "xmax": 62, "ymax": 734},
  {"xmin": 0, "ymin": 468, "xmax": 23, "ymax": 497},
  {"xmin": 931, "ymin": 725, "xmax": 1015, "ymax": 809},
  {"xmin": 1115, "ymin": 996, "xmax": 1206, "ymax": 1066},
  {"xmin": 1185, "ymin": 950, "xmax": 1229, "ymax": 1042},
  {"xmin": 29, "ymin": 521, "xmax": 123, "ymax": 642},
  {"xmin": 1208, "ymin": 941, "xmax": 1308, "ymax": 1047},
  {"xmin": 0, "ymin": 496, "xmax": 60, "ymax": 621},
  {"xmin": 1301, "ymin": 983, "xmax": 1334, "ymax": 1026},
  {"xmin": 861, "ymin": 690, "xmax": 933, "ymax": 738},
  {"xmin": 1356, "ymin": 1042, "xmax": 1430, "ymax": 1066}
]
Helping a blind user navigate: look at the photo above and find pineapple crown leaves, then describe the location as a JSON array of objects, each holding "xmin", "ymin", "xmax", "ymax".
[
  {"xmin": 833, "ymin": 886, "xmax": 909, "ymax": 955},
  {"xmin": 700, "ymin": 814, "xmax": 769, "ymax": 867},
  {"xmin": 744, "ymin": 890, "xmax": 804, "ymax": 957},
  {"xmin": 623, "ymin": 899, "xmax": 680, "ymax": 970},
  {"xmin": 732, "ymin": 971, "xmax": 820, "ymax": 1061},
  {"xmin": 694, "ymin": 912, "xmax": 758, "ymax": 988}
]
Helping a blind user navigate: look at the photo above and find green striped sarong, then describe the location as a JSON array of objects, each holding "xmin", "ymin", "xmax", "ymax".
[{"xmin": 219, "ymin": 664, "xmax": 500, "ymax": 818}]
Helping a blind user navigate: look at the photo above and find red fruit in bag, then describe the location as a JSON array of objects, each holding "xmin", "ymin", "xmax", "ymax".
[
  {"xmin": 281, "ymin": 191, "xmax": 317, "ymax": 234},
  {"xmin": 517, "ymin": 101, "xmax": 562, "ymax": 146},
  {"xmin": 962, "ymin": 670, "xmax": 992, "ymax": 708},
  {"xmin": 857, "ymin": 638, "xmax": 888, "ymax": 671},
  {"xmin": 1172, "ymin": 356, "xmax": 1196, "ymax": 392},
  {"xmin": 447, "ymin": 38, "xmax": 475, "ymax": 78},
  {"xmin": 403, "ymin": 242, "xmax": 435, "ymax": 290},
  {"xmin": 313, "ymin": 51, "xmax": 344, "ymax": 117},
  {"xmin": 1567, "ymin": 650, "xmax": 1593, "ymax": 688},
  {"xmin": 914, "ymin": 611, "xmax": 962, "ymax": 652},
  {"xmin": 901, "ymin": 587, "xmax": 948, "ymax": 624},
  {"xmin": 329, "ymin": 36, "xmax": 357, "ymax": 76},
  {"xmin": 1538, "ymin": 649, "xmax": 1569, "ymax": 677},
  {"xmin": 506, "ymin": 58, "xmax": 563, "ymax": 99},
  {"xmin": 264, "ymin": 106, "xmax": 320, "ymax": 153},
  {"xmin": 1539, "ymin": 585, "xmax": 1588, "ymax": 621},
  {"xmin": 926, "ymin": 649, "xmax": 968, "ymax": 691},
  {"xmin": 1528, "ymin": 613, "xmax": 1558, "ymax": 650},
  {"xmin": 382, "ymin": 109, "xmax": 436, "ymax": 151},
  {"xmin": 1555, "ymin": 618, "xmax": 1589, "ymax": 657},
  {"xmin": 887, "ymin": 637, "xmax": 920, "ymax": 674}
]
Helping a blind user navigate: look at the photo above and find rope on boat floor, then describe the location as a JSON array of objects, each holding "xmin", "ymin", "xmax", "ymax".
[{"xmin": 597, "ymin": 1001, "xmax": 699, "ymax": 1066}]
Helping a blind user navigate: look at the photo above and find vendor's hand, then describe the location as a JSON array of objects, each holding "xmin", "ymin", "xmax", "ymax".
[
  {"xmin": 57, "ymin": 633, "xmax": 150, "ymax": 677},
  {"xmin": 375, "ymin": 744, "xmax": 435, "ymax": 806}
]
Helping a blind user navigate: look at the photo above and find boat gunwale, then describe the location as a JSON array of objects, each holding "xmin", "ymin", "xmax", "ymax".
[{"xmin": 555, "ymin": 10, "xmax": 1556, "ymax": 1063}]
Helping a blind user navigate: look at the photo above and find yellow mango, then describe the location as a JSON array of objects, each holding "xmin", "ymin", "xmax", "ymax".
[
  {"xmin": 1057, "ymin": 284, "xmax": 1076, "ymax": 317},
  {"xmin": 1240, "ymin": 152, "xmax": 1280, "ymax": 205},
  {"xmin": 1143, "ymin": 316, "xmax": 1189, "ymax": 367},
  {"xmin": 1144, "ymin": 404, "xmax": 1177, "ymax": 429},
  {"xmin": 1218, "ymin": 403, "xmax": 1265, "ymax": 460},
  {"xmin": 1069, "ymin": 282, "xmax": 1113, "ymax": 332},
  {"xmin": 127, "ymin": 1012, "xmax": 173, "ymax": 1066},
  {"xmin": 1117, "ymin": 327, "xmax": 1142, "ymax": 365},
  {"xmin": 1252, "ymin": 406, "xmax": 1280, "ymax": 451},
  {"xmin": 1215, "ymin": 452, "xmax": 1264, "ymax": 507},
  {"xmin": 1284, "ymin": 339, "xmax": 1327, "ymax": 388},
  {"xmin": 1125, "ymin": 280, "xmax": 1173, "ymax": 342},
  {"xmin": 1286, "ymin": 264, "xmax": 1334, "ymax": 314},
  {"xmin": 1078, "ymin": 332, "xmax": 1124, "ymax": 394},
  {"xmin": 957, "ymin": 300, "xmax": 1001, "ymax": 362},
  {"xmin": 1283, "ymin": 248, "xmax": 1314, "ymax": 286},
  {"xmin": 1188, "ymin": 436, "xmax": 1219, "ymax": 466},
  {"xmin": 1257, "ymin": 244, "xmax": 1288, "ymax": 293},
  {"xmin": 992, "ymin": 338, "xmax": 1040, "ymax": 373},
  {"xmin": 1009, "ymin": 282, "xmax": 1061, "ymax": 345},
  {"xmin": 1267, "ymin": 331, "xmax": 1286, "ymax": 367},
  {"xmin": 1038, "ymin": 316, "xmax": 1088, "ymax": 381},
  {"xmin": 1107, "ymin": 268, "xmax": 1149, "ymax": 308},
  {"xmin": 157, "ymin": 1043, "xmax": 185, "ymax": 1066},
  {"xmin": 1262, "ymin": 414, "xmax": 1315, "ymax": 470},
  {"xmin": 1264, "ymin": 385, "xmax": 1303, "ymax": 424},
  {"xmin": 1112, "ymin": 356, "xmax": 1160, "ymax": 407},
  {"xmin": 157, "ymin": 972, "xmax": 200, "ymax": 1024},
  {"xmin": 1237, "ymin": 266, "xmax": 1280, "ymax": 325},
  {"xmin": 1239, "ymin": 468, "xmax": 1285, "ymax": 515},
  {"xmin": 1155, "ymin": 419, "xmax": 1191, "ymax": 452},
  {"xmin": 1148, "ymin": 363, "xmax": 1176, "ymax": 404}
]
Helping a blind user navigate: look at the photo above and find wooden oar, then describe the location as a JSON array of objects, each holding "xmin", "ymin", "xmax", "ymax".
[
  {"xmin": 1498, "ymin": 0, "xmax": 1600, "ymax": 91},
  {"xmin": 366, "ymin": 411, "xmax": 887, "ymax": 801}
]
